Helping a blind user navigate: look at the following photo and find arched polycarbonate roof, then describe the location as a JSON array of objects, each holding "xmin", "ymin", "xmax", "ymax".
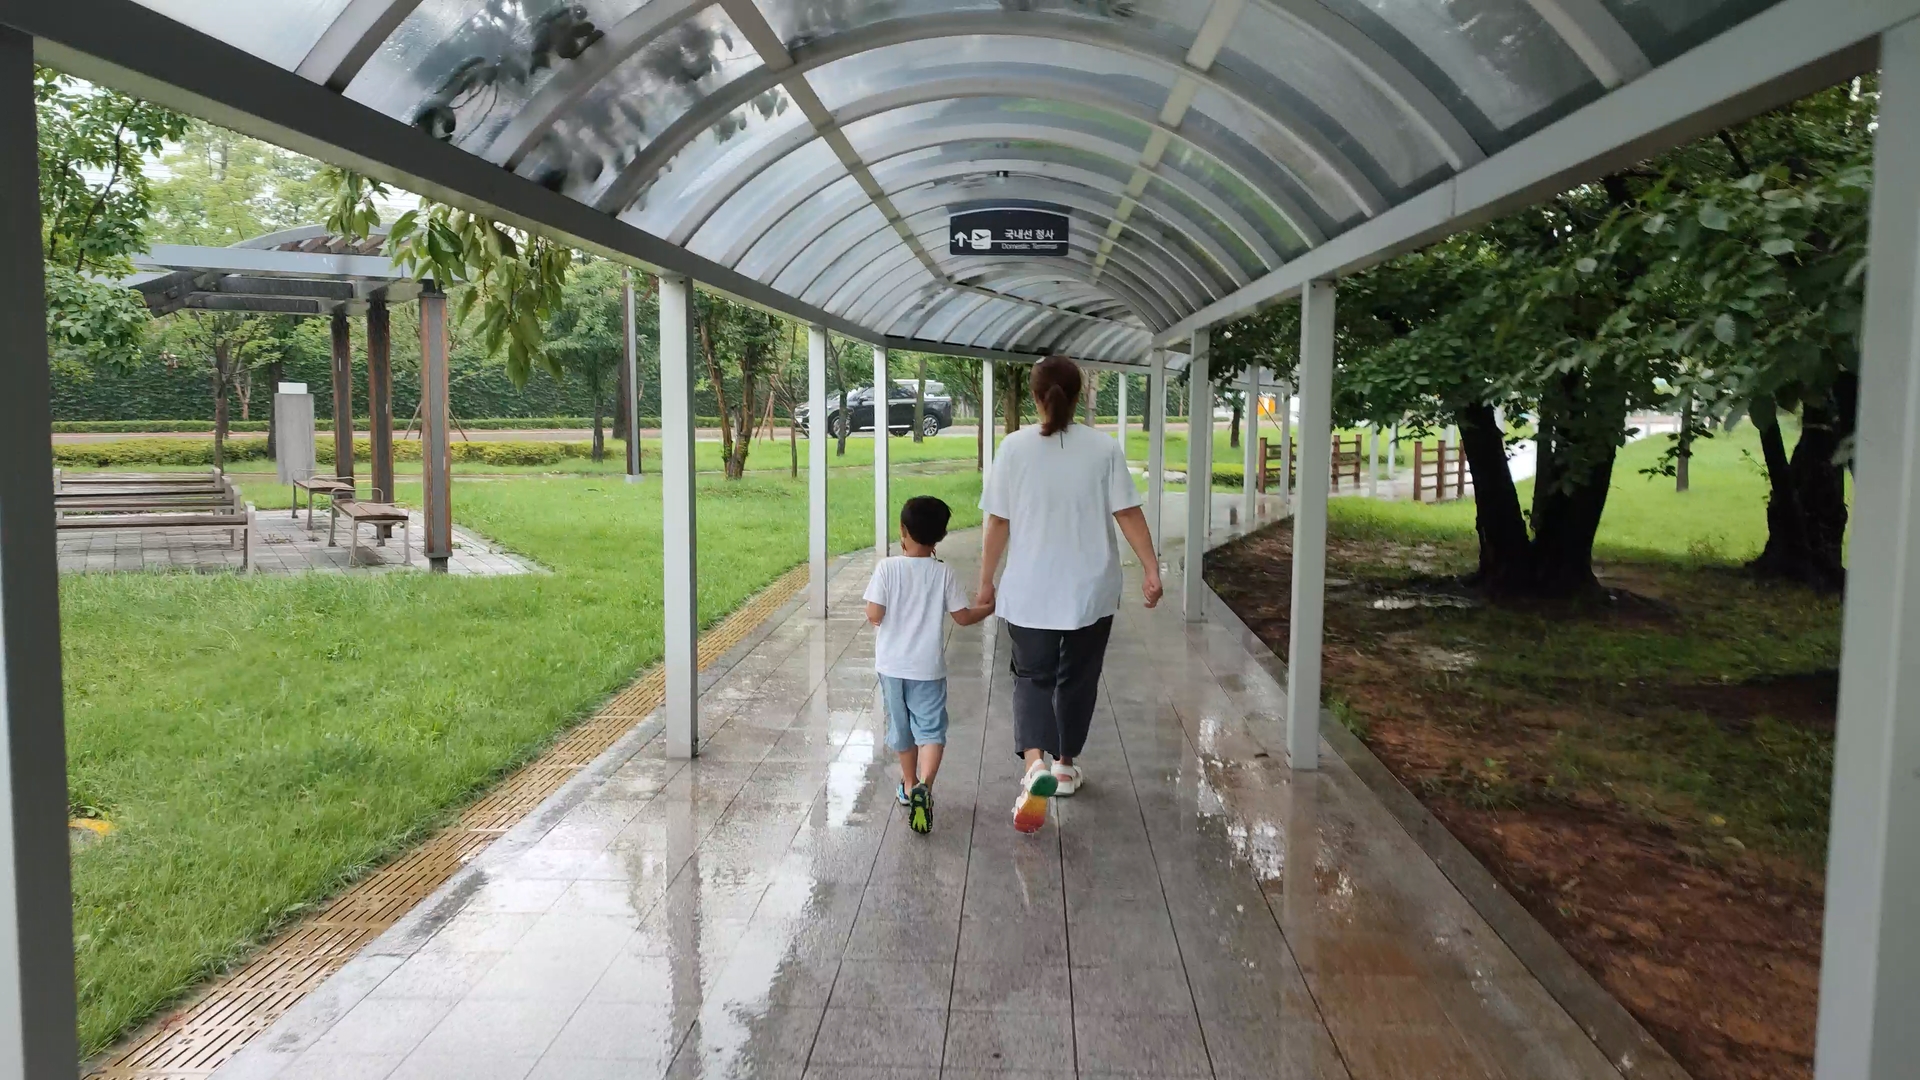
[{"xmin": 83, "ymin": 0, "xmax": 1788, "ymax": 365}]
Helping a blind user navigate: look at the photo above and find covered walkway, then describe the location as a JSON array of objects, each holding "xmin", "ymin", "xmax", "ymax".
[{"xmin": 211, "ymin": 528, "xmax": 1619, "ymax": 1080}]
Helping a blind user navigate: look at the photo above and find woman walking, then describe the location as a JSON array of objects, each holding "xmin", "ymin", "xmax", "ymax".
[{"xmin": 976, "ymin": 355, "xmax": 1163, "ymax": 833}]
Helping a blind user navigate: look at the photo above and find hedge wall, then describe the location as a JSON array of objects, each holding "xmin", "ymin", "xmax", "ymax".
[{"xmin": 49, "ymin": 437, "xmax": 621, "ymax": 468}]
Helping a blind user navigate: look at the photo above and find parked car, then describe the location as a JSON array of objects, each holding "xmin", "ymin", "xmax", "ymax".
[{"xmin": 796, "ymin": 380, "xmax": 952, "ymax": 438}]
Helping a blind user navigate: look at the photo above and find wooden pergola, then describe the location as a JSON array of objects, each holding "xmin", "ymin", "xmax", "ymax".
[{"xmin": 124, "ymin": 226, "xmax": 455, "ymax": 569}]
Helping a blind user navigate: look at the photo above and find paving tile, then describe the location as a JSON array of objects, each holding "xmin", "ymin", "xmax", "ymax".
[
  {"xmin": 385, "ymin": 1052, "xmax": 539, "ymax": 1080},
  {"xmin": 825, "ymin": 959, "xmax": 953, "ymax": 1010},
  {"xmin": 671, "ymin": 1004, "xmax": 823, "ymax": 1075},
  {"xmin": 941, "ymin": 1007, "xmax": 1074, "ymax": 1071},
  {"xmin": 410, "ymin": 997, "xmax": 578, "ymax": 1059},
  {"xmin": 1074, "ymin": 1010, "xmax": 1214, "ymax": 1076},
  {"xmin": 948, "ymin": 960, "xmax": 1072, "ymax": 1014},
  {"xmin": 807, "ymin": 1006, "xmax": 944, "ymax": 1068},
  {"xmin": 1202, "ymin": 1015, "xmax": 1353, "ymax": 1080},
  {"xmin": 543, "ymin": 1000, "xmax": 688, "ymax": 1064},
  {"xmin": 270, "ymin": 1051, "xmax": 402, "ymax": 1080},
  {"xmin": 307, "ymin": 996, "xmax": 455, "ymax": 1056},
  {"xmin": 1072, "ymin": 962, "xmax": 1198, "ymax": 1015}
]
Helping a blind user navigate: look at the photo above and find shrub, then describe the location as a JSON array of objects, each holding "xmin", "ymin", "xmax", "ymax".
[{"xmin": 53, "ymin": 438, "xmax": 272, "ymax": 468}]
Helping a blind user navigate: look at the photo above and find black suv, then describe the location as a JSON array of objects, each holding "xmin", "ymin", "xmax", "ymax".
[{"xmin": 798, "ymin": 380, "xmax": 952, "ymax": 438}]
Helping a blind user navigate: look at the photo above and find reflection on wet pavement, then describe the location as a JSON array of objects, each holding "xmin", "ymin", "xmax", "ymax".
[{"xmin": 214, "ymin": 532, "xmax": 1623, "ymax": 1080}]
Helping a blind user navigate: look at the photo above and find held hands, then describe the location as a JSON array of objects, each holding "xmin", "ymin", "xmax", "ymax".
[{"xmin": 974, "ymin": 580, "xmax": 997, "ymax": 610}]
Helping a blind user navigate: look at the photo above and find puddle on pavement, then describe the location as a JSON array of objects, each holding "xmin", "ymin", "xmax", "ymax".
[{"xmin": 1370, "ymin": 594, "xmax": 1478, "ymax": 610}]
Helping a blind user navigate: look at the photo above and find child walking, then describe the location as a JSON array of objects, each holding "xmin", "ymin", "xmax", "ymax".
[{"xmin": 864, "ymin": 496, "xmax": 994, "ymax": 834}]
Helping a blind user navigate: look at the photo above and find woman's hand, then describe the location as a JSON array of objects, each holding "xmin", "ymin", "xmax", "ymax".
[
  {"xmin": 1140, "ymin": 567, "xmax": 1164, "ymax": 609},
  {"xmin": 974, "ymin": 580, "xmax": 997, "ymax": 609}
]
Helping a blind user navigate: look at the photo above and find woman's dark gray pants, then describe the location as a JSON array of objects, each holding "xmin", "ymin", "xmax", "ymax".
[{"xmin": 1005, "ymin": 616, "xmax": 1115, "ymax": 760}]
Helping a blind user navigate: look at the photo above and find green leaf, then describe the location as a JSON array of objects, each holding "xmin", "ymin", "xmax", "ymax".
[
  {"xmin": 1713, "ymin": 313, "xmax": 1738, "ymax": 345},
  {"xmin": 1760, "ymin": 237, "xmax": 1797, "ymax": 256},
  {"xmin": 1574, "ymin": 256, "xmax": 1597, "ymax": 274},
  {"xmin": 1698, "ymin": 203, "xmax": 1731, "ymax": 231}
]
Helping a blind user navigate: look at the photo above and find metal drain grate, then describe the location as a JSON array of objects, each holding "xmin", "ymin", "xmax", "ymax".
[{"xmin": 84, "ymin": 563, "xmax": 809, "ymax": 1079}]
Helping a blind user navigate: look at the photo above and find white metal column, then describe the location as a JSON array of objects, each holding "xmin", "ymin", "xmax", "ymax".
[
  {"xmin": 808, "ymin": 325, "xmax": 830, "ymax": 618},
  {"xmin": 660, "ymin": 274, "xmax": 698, "ymax": 758},
  {"xmin": 0, "ymin": 27, "xmax": 78, "ymax": 1074},
  {"xmin": 1117, "ymin": 370, "xmax": 1129, "ymax": 452},
  {"xmin": 1184, "ymin": 329, "xmax": 1213, "ymax": 622},
  {"xmin": 873, "ymin": 345, "xmax": 890, "ymax": 558},
  {"xmin": 1815, "ymin": 20, "xmax": 1920, "ymax": 1078},
  {"xmin": 1279, "ymin": 380, "xmax": 1294, "ymax": 511},
  {"xmin": 1241, "ymin": 362, "xmax": 1261, "ymax": 528},
  {"xmin": 1369, "ymin": 424, "xmax": 1381, "ymax": 498},
  {"xmin": 622, "ymin": 268, "xmax": 641, "ymax": 482},
  {"xmin": 1287, "ymin": 281, "xmax": 1336, "ymax": 770},
  {"xmin": 982, "ymin": 361, "xmax": 995, "ymax": 483},
  {"xmin": 1148, "ymin": 351, "xmax": 1167, "ymax": 555},
  {"xmin": 418, "ymin": 285, "xmax": 452, "ymax": 571}
]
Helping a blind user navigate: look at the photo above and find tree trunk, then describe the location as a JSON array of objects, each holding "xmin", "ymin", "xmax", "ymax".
[
  {"xmin": 1676, "ymin": 391, "xmax": 1693, "ymax": 493},
  {"xmin": 831, "ymin": 339, "xmax": 851, "ymax": 457},
  {"xmin": 1004, "ymin": 366, "xmax": 1020, "ymax": 436},
  {"xmin": 731, "ymin": 341, "xmax": 759, "ymax": 479},
  {"xmin": 1229, "ymin": 394, "xmax": 1242, "ymax": 449},
  {"xmin": 912, "ymin": 356, "xmax": 927, "ymax": 443},
  {"xmin": 237, "ymin": 367, "xmax": 252, "ymax": 421},
  {"xmin": 211, "ymin": 349, "xmax": 230, "ymax": 472},
  {"xmin": 1525, "ymin": 379, "xmax": 1624, "ymax": 599},
  {"xmin": 697, "ymin": 312, "xmax": 734, "ymax": 471},
  {"xmin": 1455, "ymin": 403, "xmax": 1535, "ymax": 594},
  {"xmin": 591, "ymin": 396, "xmax": 606, "ymax": 463},
  {"xmin": 1748, "ymin": 375, "xmax": 1855, "ymax": 590},
  {"xmin": 614, "ymin": 353, "xmax": 630, "ymax": 445}
]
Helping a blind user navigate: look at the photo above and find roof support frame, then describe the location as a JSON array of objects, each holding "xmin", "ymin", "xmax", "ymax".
[
  {"xmin": 1151, "ymin": 0, "xmax": 1895, "ymax": 347},
  {"xmin": 671, "ymin": 69, "xmax": 1338, "ymax": 255},
  {"xmin": 294, "ymin": 0, "xmax": 426, "ymax": 91},
  {"xmin": 728, "ymin": 149, "xmax": 1248, "ymax": 294},
  {"xmin": 1522, "ymin": 0, "xmax": 1652, "ymax": 88},
  {"xmin": 589, "ymin": 10, "xmax": 1379, "ymax": 230}
]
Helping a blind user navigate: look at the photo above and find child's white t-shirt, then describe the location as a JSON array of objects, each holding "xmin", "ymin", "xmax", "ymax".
[{"xmin": 864, "ymin": 555, "xmax": 970, "ymax": 681}]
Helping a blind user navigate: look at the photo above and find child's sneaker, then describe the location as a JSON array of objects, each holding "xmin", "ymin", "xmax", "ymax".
[
  {"xmin": 1012, "ymin": 759, "xmax": 1057, "ymax": 833},
  {"xmin": 1052, "ymin": 762, "xmax": 1083, "ymax": 796},
  {"xmin": 909, "ymin": 783, "xmax": 933, "ymax": 834},
  {"xmin": 896, "ymin": 782, "xmax": 911, "ymax": 807}
]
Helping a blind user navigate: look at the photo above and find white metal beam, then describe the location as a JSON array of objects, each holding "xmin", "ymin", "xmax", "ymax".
[
  {"xmin": 1241, "ymin": 361, "xmax": 1261, "ymax": 528},
  {"xmin": 1183, "ymin": 328, "xmax": 1213, "ymax": 622},
  {"xmin": 294, "ymin": 0, "xmax": 424, "ymax": 91},
  {"xmin": 809, "ymin": 325, "xmax": 830, "ymax": 618},
  {"xmin": 1148, "ymin": 350, "xmax": 1167, "ymax": 555},
  {"xmin": 1287, "ymin": 280, "xmax": 1335, "ymax": 770},
  {"xmin": 660, "ymin": 274, "xmax": 699, "ymax": 759},
  {"xmin": 874, "ymin": 344, "xmax": 891, "ymax": 559},
  {"xmin": 1815, "ymin": 17, "xmax": 1920, "ymax": 1077},
  {"xmin": 1523, "ymin": 0, "xmax": 1651, "ymax": 88},
  {"xmin": 1151, "ymin": 0, "xmax": 1895, "ymax": 347}
]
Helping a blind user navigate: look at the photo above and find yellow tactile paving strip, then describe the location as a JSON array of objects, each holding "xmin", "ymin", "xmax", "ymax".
[{"xmin": 84, "ymin": 563, "xmax": 810, "ymax": 1080}]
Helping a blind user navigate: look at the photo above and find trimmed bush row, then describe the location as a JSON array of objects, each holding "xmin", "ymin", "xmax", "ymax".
[
  {"xmin": 52, "ymin": 438, "xmax": 610, "ymax": 468},
  {"xmin": 50, "ymin": 417, "xmax": 731, "ymax": 433}
]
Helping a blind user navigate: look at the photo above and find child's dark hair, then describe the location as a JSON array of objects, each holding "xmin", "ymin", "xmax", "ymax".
[{"xmin": 900, "ymin": 495, "xmax": 952, "ymax": 547}]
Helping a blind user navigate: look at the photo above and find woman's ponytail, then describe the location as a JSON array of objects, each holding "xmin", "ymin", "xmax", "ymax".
[{"xmin": 1030, "ymin": 355, "xmax": 1083, "ymax": 437}]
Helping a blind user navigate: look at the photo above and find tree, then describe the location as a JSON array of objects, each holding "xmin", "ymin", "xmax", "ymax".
[
  {"xmin": 148, "ymin": 122, "xmax": 332, "ymax": 245},
  {"xmin": 155, "ymin": 313, "xmax": 282, "ymax": 468},
  {"xmin": 36, "ymin": 68, "xmax": 188, "ymax": 364},
  {"xmin": 544, "ymin": 260, "xmax": 632, "ymax": 461},
  {"xmin": 693, "ymin": 291, "xmax": 786, "ymax": 479}
]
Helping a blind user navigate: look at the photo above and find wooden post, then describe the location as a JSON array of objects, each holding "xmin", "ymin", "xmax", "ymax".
[
  {"xmin": 1414, "ymin": 440, "xmax": 1425, "ymax": 502},
  {"xmin": 1257, "ymin": 437, "xmax": 1269, "ymax": 493},
  {"xmin": 1456, "ymin": 440, "xmax": 1467, "ymax": 497},
  {"xmin": 329, "ymin": 308, "xmax": 353, "ymax": 486},
  {"xmin": 367, "ymin": 298, "xmax": 393, "ymax": 506}
]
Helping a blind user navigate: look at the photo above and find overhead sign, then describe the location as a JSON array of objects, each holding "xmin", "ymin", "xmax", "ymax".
[{"xmin": 949, "ymin": 206, "xmax": 1070, "ymax": 256}]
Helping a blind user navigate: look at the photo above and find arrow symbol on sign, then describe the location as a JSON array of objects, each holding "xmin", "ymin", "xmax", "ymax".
[{"xmin": 953, "ymin": 232, "xmax": 967, "ymax": 247}]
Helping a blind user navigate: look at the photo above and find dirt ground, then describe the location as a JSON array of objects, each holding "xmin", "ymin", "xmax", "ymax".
[{"xmin": 1208, "ymin": 524, "xmax": 1833, "ymax": 1080}]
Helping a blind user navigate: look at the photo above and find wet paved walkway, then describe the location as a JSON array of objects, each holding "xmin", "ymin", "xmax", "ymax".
[
  {"xmin": 214, "ymin": 524, "xmax": 1622, "ymax": 1080},
  {"xmin": 58, "ymin": 506, "xmax": 536, "ymax": 575}
]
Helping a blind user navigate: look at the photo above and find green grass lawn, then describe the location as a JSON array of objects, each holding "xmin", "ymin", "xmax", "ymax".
[
  {"xmin": 1326, "ymin": 423, "xmax": 1800, "ymax": 563},
  {"xmin": 62, "ymin": 467, "xmax": 980, "ymax": 1056}
]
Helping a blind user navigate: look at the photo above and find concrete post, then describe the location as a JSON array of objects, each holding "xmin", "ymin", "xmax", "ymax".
[
  {"xmin": 623, "ymin": 268, "xmax": 642, "ymax": 482},
  {"xmin": 1279, "ymin": 380, "xmax": 1293, "ymax": 511},
  {"xmin": 0, "ymin": 29, "xmax": 79, "ymax": 1072},
  {"xmin": 1287, "ymin": 281, "xmax": 1337, "ymax": 770},
  {"xmin": 873, "ymin": 345, "xmax": 890, "ymax": 559},
  {"xmin": 659, "ymin": 275, "xmax": 699, "ymax": 758},
  {"xmin": 1148, "ymin": 351, "xmax": 1167, "ymax": 555},
  {"xmin": 1184, "ymin": 329, "xmax": 1212, "ymax": 622},
  {"xmin": 417, "ymin": 284, "xmax": 452, "ymax": 571},
  {"xmin": 1815, "ymin": 20, "xmax": 1920, "ymax": 1077},
  {"xmin": 1241, "ymin": 362, "xmax": 1261, "ymax": 528},
  {"xmin": 808, "ymin": 325, "xmax": 829, "ymax": 618},
  {"xmin": 1117, "ymin": 369, "xmax": 1129, "ymax": 453},
  {"xmin": 1369, "ymin": 424, "xmax": 1380, "ymax": 498}
]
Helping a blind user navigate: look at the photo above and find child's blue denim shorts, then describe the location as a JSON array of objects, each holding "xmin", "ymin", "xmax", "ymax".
[{"xmin": 879, "ymin": 675, "xmax": 949, "ymax": 752}]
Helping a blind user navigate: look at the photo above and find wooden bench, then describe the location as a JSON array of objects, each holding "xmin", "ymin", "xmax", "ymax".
[
  {"xmin": 55, "ymin": 490, "xmax": 256, "ymax": 572},
  {"xmin": 55, "ymin": 467, "xmax": 223, "ymax": 493},
  {"xmin": 328, "ymin": 500, "xmax": 412, "ymax": 567},
  {"xmin": 292, "ymin": 475, "xmax": 355, "ymax": 530}
]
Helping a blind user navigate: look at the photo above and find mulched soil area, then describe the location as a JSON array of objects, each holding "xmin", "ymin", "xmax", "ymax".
[{"xmin": 1208, "ymin": 523, "xmax": 1830, "ymax": 1080}]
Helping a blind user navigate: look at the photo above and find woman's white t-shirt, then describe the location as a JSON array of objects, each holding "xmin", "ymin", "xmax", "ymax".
[{"xmin": 980, "ymin": 423, "xmax": 1141, "ymax": 630}]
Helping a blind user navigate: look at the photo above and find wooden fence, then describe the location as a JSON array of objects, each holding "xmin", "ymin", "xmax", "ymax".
[
  {"xmin": 1411, "ymin": 440, "xmax": 1469, "ymax": 502},
  {"xmin": 1254, "ymin": 434, "xmax": 1364, "ymax": 493}
]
